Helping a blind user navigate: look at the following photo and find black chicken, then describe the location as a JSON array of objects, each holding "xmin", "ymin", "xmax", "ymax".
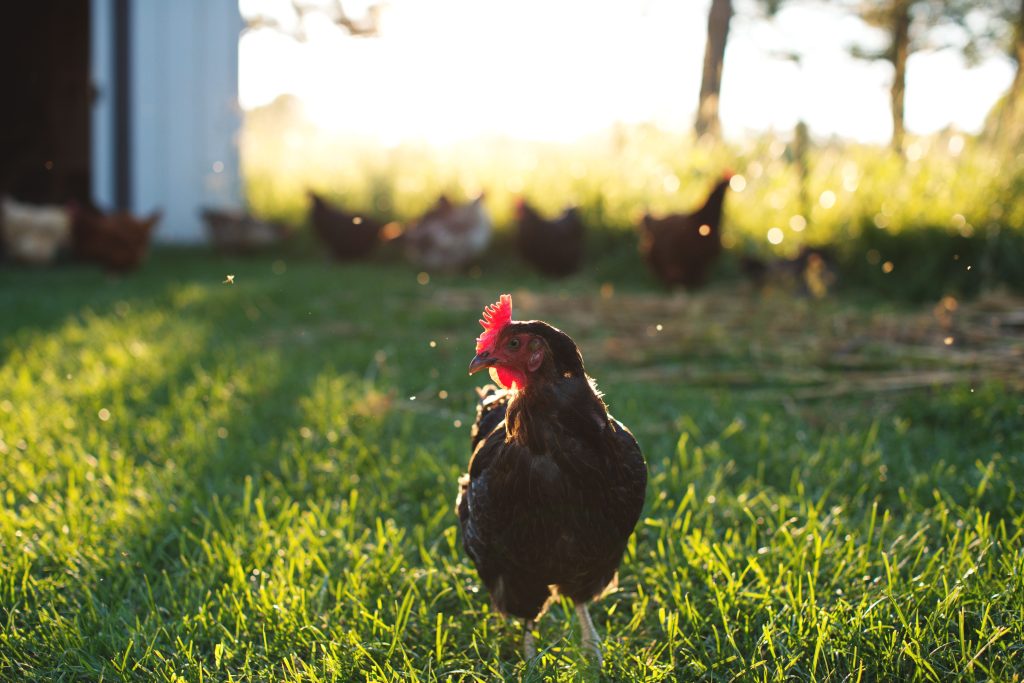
[
  {"xmin": 308, "ymin": 192, "xmax": 385, "ymax": 260},
  {"xmin": 458, "ymin": 294, "xmax": 647, "ymax": 664},
  {"xmin": 740, "ymin": 245, "xmax": 838, "ymax": 298},
  {"xmin": 516, "ymin": 200, "xmax": 585, "ymax": 277},
  {"xmin": 201, "ymin": 208, "xmax": 290, "ymax": 253},
  {"xmin": 638, "ymin": 173, "xmax": 732, "ymax": 289}
]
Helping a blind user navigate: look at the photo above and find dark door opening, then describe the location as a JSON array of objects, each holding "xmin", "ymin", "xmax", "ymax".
[{"xmin": 0, "ymin": 1, "xmax": 92, "ymax": 205}]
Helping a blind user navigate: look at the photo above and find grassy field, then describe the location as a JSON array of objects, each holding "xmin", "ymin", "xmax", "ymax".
[
  {"xmin": 241, "ymin": 104, "xmax": 1024, "ymax": 299},
  {"xmin": 1, "ymin": 248, "xmax": 1023, "ymax": 681}
]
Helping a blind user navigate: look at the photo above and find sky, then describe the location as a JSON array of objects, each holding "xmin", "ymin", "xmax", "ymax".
[{"xmin": 237, "ymin": 0, "xmax": 1015, "ymax": 145}]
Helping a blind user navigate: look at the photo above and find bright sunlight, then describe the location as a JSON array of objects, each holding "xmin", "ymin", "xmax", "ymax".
[{"xmin": 239, "ymin": 0, "xmax": 1014, "ymax": 144}]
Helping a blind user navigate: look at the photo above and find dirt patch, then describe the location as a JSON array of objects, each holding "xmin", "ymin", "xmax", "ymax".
[{"xmin": 436, "ymin": 287, "xmax": 1024, "ymax": 396}]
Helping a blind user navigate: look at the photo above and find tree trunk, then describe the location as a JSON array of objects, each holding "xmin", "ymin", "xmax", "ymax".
[
  {"xmin": 889, "ymin": 0, "xmax": 911, "ymax": 154},
  {"xmin": 695, "ymin": 0, "xmax": 733, "ymax": 140},
  {"xmin": 998, "ymin": 0, "xmax": 1024, "ymax": 140}
]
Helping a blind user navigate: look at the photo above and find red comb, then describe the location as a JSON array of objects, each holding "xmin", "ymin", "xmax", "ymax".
[{"xmin": 476, "ymin": 294, "xmax": 512, "ymax": 353}]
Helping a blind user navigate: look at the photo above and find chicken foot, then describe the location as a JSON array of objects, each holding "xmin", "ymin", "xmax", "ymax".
[
  {"xmin": 523, "ymin": 620, "xmax": 537, "ymax": 660},
  {"xmin": 575, "ymin": 602, "xmax": 603, "ymax": 667}
]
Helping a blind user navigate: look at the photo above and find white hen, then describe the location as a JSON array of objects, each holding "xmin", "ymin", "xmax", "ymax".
[
  {"xmin": 1, "ymin": 197, "xmax": 71, "ymax": 265},
  {"xmin": 404, "ymin": 194, "xmax": 491, "ymax": 271}
]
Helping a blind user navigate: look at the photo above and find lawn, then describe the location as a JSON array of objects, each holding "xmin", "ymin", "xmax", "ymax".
[{"xmin": 1, "ymin": 249, "xmax": 1022, "ymax": 681}]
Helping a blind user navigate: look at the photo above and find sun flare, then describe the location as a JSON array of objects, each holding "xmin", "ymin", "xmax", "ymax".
[{"xmin": 239, "ymin": 0, "xmax": 1014, "ymax": 144}]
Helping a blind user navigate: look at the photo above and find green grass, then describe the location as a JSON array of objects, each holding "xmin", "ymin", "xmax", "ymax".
[
  {"xmin": 243, "ymin": 105, "xmax": 1015, "ymax": 239},
  {"xmin": 1, "ymin": 249, "xmax": 1022, "ymax": 681},
  {"xmin": 241, "ymin": 105, "xmax": 1024, "ymax": 297}
]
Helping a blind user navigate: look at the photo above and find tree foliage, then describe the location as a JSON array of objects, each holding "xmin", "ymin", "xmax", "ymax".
[
  {"xmin": 242, "ymin": 0, "xmax": 382, "ymax": 40},
  {"xmin": 845, "ymin": 0, "xmax": 1016, "ymax": 151}
]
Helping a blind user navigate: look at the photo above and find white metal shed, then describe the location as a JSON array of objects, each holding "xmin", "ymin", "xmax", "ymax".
[{"xmin": 91, "ymin": 0, "xmax": 243, "ymax": 242}]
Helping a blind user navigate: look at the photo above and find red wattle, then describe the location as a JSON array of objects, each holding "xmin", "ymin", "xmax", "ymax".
[{"xmin": 492, "ymin": 366, "xmax": 526, "ymax": 391}]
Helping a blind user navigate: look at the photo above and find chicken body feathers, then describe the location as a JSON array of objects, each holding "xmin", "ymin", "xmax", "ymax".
[
  {"xmin": 639, "ymin": 176, "xmax": 730, "ymax": 289},
  {"xmin": 458, "ymin": 328, "xmax": 646, "ymax": 621},
  {"xmin": 516, "ymin": 203, "xmax": 585, "ymax": 277},
  {"xmin": 308, "ymin": 192, "xmax": 384, "ymax": 260}
]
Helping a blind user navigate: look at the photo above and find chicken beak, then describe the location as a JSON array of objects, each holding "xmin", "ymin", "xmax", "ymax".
[{"xmin": 468, "ymin": 351, "xmax": 495, "ymax": 375}]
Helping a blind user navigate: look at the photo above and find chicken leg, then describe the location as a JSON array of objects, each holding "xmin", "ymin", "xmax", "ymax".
[
  {"xmin": 523, "ymin": 620, "xmax": 537, "ymax": 659},
  {"xmin": 575, "ymin": 602, "xmax": 603, "ymax": 666}
]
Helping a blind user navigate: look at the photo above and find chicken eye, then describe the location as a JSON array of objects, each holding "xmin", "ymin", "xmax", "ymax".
[{"xmin": 508, "ymin": 338, "xmax": 520, "ymax": 349}]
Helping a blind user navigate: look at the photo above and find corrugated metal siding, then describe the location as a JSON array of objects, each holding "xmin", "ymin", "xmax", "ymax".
[
  {"xmin": 90, "ymin": 0, "xmax": 115, "ymax": 209},
  {"xmin": 93, "ymin": 0, "xmax": 242, "ymax": 242}
]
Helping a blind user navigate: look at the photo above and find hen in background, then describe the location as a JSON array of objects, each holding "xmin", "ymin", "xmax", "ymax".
[
  {"xmin": 404, "ymin": 194, "xmax": 491, "ymax": 271},
  {"xmin": 638, "ymin": 173, "xmax": 732, "ymax": 289},
  {"xmin": 741, "ymin": 245, "xmax": 838, "ymax": 299},
  {"xmin": 1, "ymin": 196, "xmax": 71, "ymax": 265},
  {"xmin": 72, "ymin": 204, "xmax": 161, "ymax": 272},
  {"xmin": 202, "ymin": 208, "xmax": 290, "ymax": 253},
  {"xmin": 458, "ymin": 295, "xmax": 647, "ymax": 666},
  {"xmin": 516, "ymin": 200, "xmax": 585, "ymax": 277},
  {"xmin": 308, "ymin": 192, "xmax": 393, "ymax": 260}
]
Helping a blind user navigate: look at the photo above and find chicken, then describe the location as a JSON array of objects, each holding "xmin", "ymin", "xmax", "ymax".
[
  {"xmin": 404, "ymin": 194, "xmax": 491, "ymax": 271},
  {"xmin": 308, "ymin": 192, "xmax": 388, "ymax": 260},
  {"xmin": 1, "ymin": 196, "xmax": 72, "ymax": 265},
  {"xmin": 516, "ymin": 200, "xmax": 585, "ymax": 277},
  {"xmin": 202, "ymin": 208, "xmax": 290, "ymax": 253},
  {"xmin": 638, "ymin": 173, "xmax": 732, "ymax": 289},
  {"xmin": 741, "ymin": 245, "xmax": 838, "ymax": 299},
  {"xmin": 457, "ymin": 294, "xmax": 647, "ymax": 665},
  {"xmin": 71, "ymin": 204, "xmax": 161, "ymax": 272}
]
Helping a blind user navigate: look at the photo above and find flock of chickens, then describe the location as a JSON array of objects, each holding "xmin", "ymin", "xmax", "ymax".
[
  {"xmin": 0, "ymin": 197, "xmax": 160, "ymax": 272},
  {"xmin": 2, "ymin": 172, "xmax": 830, "ymax": 292},
  {"xmin": 306, "ymin": 173, "xmax": 734, "ymax": 288}
]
